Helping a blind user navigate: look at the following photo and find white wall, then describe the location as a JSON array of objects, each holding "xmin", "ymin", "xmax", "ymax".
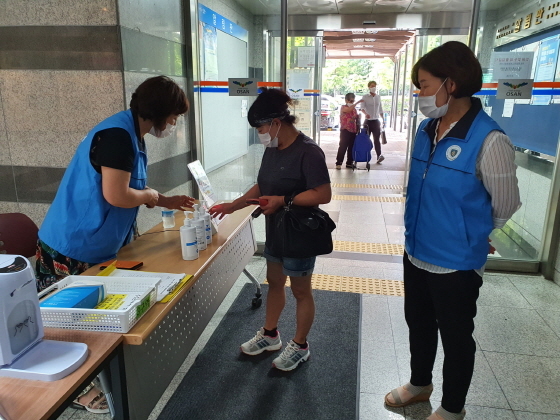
[{"xmin": 201, "ymin": 30, "xmax": 250, "ymax": 172}]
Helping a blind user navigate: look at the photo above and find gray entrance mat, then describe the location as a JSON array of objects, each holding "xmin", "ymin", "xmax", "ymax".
[{"xmin": 158, "ymin": 283, "xmax": 361, "ymax": 420}]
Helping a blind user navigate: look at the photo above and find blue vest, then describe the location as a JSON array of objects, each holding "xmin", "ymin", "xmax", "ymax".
[
  {"xmin": 404, "ymin": 109, "xmax": 503, "ymax": 270},
  {"xmin": 39, "ymin": 110, "xmax": 147, "ymax": 264}
]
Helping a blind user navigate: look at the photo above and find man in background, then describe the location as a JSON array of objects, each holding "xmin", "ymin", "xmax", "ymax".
[{"xmin": 359, "ymin": 80, "xmax": 385, "ymax": 164}]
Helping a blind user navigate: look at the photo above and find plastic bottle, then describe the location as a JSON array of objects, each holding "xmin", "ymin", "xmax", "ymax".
[
  {"xmin": 203, "ymin": 210, "xmax": 212, "ymax": 245},
  {"xmin": 180, "ymin": 218, "xmax": 198, "ymax": 260},
  {"xmin": 161, "ymin": 210, "xmax": 175, "ymax": 228},
  {"xmin": 185, "ymin": 211, "xmax": 207, "ymax": 251}
]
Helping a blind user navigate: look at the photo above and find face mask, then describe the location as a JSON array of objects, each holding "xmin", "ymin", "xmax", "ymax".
[
  {"xmin": 346, "ymin": 101, "xmax": 354, "ymax": 105},
  {"xmin": 369, "ymin": 87, "xmax": 377, "ymax": 94},
  {"xmin": 418, "ymin": 78, "xmax": 450, "ymax": 119},
  {"xmin": 257, "ymin": 123, "xmax": 280, "ymax": 148},
  {"xmin": 149, "ymin": 123, "xmax": 176, "ymax": 138}
]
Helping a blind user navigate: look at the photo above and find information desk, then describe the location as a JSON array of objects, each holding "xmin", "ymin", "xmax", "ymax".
[
  {"xmin": 0, "ymin": 329, "xmax": 124, "ymax": 420},
  {"xmin": 81, "ymin": 206, "xmax": 257, "ymax": 420}
]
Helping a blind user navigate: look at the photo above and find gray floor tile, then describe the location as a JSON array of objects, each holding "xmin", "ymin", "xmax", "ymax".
[
  {"xmin": 467, "ymin": 352, "xmax": 510, "ymax": 409},
  {"xmin": 318, "ymin": 260, "xmax": 386, "ymax": 278},
  {"xmin": 69, "ymin": 410, "xmax": 111, "ymax": 420},
  {"xmin": 384, "ymin": 213, "xmax": 405, "ymax": 226},
  {"xmin": 484, "ymin": 352, "xmax": 560, "ymax": 414},
  {"xmin": 403, "ymin": 401, "xmax": 437, "ymax": 419},
  {"xmin": 474, "ymin": 306, "xmax": 560, "ymax": 357},
  {"xmin": 335, "ymin": 222, "xmax": 388, "ymax": 237},
  {"xmin": 383, "ymin": 268, "xmax": 404, "ymax": 281},
  {"xmin": 336, "ymin": 230, "xmax": 389, "ymax": 243},
  {"xmin": 359, "ymin": 393, "xmax": 406, "ymax": 419},
  {"xmin": 537, "ymin": 309, "xmax": 560, "ymax": 338},
  {"xmin": 514, "ymin": 412, "xmax": 560, "ymax": 420},
  {"xmin": 388, "ymin": 297, "xmax": 408, "ymax": 345},
  {"xmin": 360, "ymin": 346, "xmax": 401, "ymax": 393},
  {"xmin": 478, "ymin": 275, "xmax": 532, "ymax": 309},
  {"xmin": 463, "ymin": 406, "xmax": 516, "ymax": 419},
  {"xmin": 509, "ymin": 276, "xmax": 560, "ymax": 311},
  {"xmin": 56, "ymin": 408, "xmax": 76, "ymax": 420}
]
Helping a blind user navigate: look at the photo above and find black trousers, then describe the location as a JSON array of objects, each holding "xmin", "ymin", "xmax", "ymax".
[
  {"xmin": 336, "ymin": 129, "xmax": 357, "ymax": 166},
  {"xmin": 403, "ymin": 253, "xmax": 483, "ymax": 413},
  {"xmin": 364, "ymin": 119, "xmax": 381, "ymax": 158}
]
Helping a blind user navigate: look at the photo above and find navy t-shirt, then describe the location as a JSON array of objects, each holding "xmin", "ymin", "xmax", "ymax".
[{"xmin": 257, "ymin": 132, "xmax": 331, "ymax": 255}]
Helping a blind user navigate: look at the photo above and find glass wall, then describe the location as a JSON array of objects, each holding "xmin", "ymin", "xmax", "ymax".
[
  {"xmin": 195, "ymin": 0, "xmax": 280, "ymax": 209},
  {"xmin": 476, "ymin": 0, "xmax": 560, "ymax": 270}
]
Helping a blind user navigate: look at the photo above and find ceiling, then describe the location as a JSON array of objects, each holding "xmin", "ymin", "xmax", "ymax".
[
  {"xmin": 323, "ymin": 29, "xmax": 415, "ymax": 59},
  {"xmin": 236, "ymin": 0, "xmax": 513, "ymax": 15},
  {"xmin": 235, "ymin": 0, "xmax": 479, "ymax": 15}
]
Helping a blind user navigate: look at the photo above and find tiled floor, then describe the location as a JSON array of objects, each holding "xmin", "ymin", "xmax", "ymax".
[{"xmin": 60, "ymin": 128, "xmax": 560, "ymax": 420}]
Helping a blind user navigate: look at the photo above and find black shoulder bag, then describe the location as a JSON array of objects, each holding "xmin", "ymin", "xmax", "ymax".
[{"xmin": 274, "ymin": 197, "xmax": 336, "ymax": 258}]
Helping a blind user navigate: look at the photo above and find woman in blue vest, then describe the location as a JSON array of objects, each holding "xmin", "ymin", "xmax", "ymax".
[
  {"xmin": 384, "ymin": 42, "xmax": 520, "ymax": 420},
  {"xmin": 37, "ymin": 75, "xmax": 193, "ymax": 288}
]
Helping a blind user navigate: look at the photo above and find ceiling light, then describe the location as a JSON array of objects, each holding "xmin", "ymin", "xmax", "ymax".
[{"xmin": 363, "ymin": 21, "xmax": 376, "ymax": 25}]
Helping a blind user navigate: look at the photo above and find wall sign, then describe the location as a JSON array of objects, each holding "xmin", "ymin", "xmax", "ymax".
[
  {"xmin": 199, "ymin": 4, "xmax": 248, "ymax": 42},
  {"xmin": 228, "ymin": 78, "xmax": 258, "ymax": 96},
  {"xmin": 490, "ymin": 52, "xmax": 534, "ymax": 81},
  {"xmin": 495, "ymin": 0, "xmax": 560, "ymax": 47},
  {"xmin": 496, "ymin": 79, "xmax": 534, "ymax": 99}
]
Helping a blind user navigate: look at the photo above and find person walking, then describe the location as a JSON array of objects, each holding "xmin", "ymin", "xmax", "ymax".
[
  {"xmin": 210, "ymin": 88, "xmax": 331, "ymax": 372},
  {"xmin": 335, "ymin": 93, "xmax": 363, "ymax": 169},
  {"xmin": 359, "ymin": 80, "xmax": 385, "ymax": 164},
  {"xmin": 384, "ymin": 41, "xmax": 520, "ymax": 420}
]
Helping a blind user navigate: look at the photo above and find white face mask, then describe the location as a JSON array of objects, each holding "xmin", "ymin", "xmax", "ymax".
[
  {"xmin": 369, "ymin": 87, "xmax": 377, "ymax": 94},
  {"xmin": 149, "ymin": 123, "xmax": 176, "ymax": 138},
  {"xmin": 257, "ymin": 123, "xmax": 280, "ymax": 148},
  {"xmin": 418, "ymin": 78, "xmax": 450, "ymax": 119}
]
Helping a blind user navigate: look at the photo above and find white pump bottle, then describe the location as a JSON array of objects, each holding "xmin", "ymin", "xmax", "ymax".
[{"xmin": 180, "ymin": 217, "xmax": 198, "ymax": 260}]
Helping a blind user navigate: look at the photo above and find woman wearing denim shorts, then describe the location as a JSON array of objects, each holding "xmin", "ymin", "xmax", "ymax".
[{"xmin": 210, "ymin": 88, "xmax": 331, "ymax": 371}]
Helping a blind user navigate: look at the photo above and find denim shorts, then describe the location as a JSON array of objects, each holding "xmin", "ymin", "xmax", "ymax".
[{"xmin": 263, "ymin": 247, "xmax": 316, "ymax": 277}]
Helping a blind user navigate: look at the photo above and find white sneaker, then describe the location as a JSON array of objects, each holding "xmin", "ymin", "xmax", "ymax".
[
  {"xmin": 272, "ymin": 340, "xmax": 310, "ymax": 371},
  {"xmin": 240, "ymin": 328, "xmax": 282, "ymax": 355},
  {"xmin": 377, "ymin": 155, "xmax": 385, "ymax": 164}
]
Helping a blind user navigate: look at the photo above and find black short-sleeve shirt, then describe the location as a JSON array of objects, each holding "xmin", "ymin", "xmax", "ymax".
[
  {"xmin": 257, "ymin": 133, "xmax": 331, "ymax": 255},
  {"xmin": 257, "ymin": 133, "xmax": 330, "ymax": 197},
  {"xmin": 89, "ymin": 112, "xmax": 145, "ymax": 174}
]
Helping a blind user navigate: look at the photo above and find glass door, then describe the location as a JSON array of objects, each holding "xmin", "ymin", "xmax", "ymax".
[{"xmin": 269, "ymin": 32, "xmax": 324, "ymax": 142}]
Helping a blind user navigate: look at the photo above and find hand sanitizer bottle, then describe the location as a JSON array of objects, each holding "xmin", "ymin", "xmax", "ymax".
[
  {"xmin": 186, "ymin": 211, "xmax": 207, "ymax": 251},
  {"xmin": 180, "ymin": 217, "xmax": 198, "ymax": 260},
  {"xmin": 203, "ymin": 210, "xmax": 212, "ymax": 245}
]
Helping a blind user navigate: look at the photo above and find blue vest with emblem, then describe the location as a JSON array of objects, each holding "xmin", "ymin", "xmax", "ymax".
[
  {"xmin": 404, "ymin": 109, "xmax": 503, "ymax": 270},
  {"xmin": 39, "ymin": 110, "xmax": 147, "ymax": 264}
]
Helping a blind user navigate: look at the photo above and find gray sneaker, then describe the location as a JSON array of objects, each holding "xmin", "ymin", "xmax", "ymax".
[
  {"xmin": 272, "ymin": 340, "xmax": 310, "ymax": 371},
  {"xmin": 240, "ymin": 328, "xmax": 282, "ymax": 355},
  {"xmin": 377, "ymin": 155, "xmax": 385, "ymax": 164}
]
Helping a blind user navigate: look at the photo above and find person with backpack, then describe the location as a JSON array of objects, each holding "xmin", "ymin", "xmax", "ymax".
[{"xmin": 335, "ymin": 93, "xmax": 363, "ymax": 169}]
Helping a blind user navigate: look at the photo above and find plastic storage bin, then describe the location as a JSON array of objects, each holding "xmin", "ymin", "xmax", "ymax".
[{"xmin": 40, "ymin": 276, "xmax": 160, "ymax": 333}]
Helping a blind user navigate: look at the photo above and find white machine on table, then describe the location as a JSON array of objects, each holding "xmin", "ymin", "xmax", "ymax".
[{"xmin": 0, "ymin": 254, "xmax": 88, "ymax": 381}]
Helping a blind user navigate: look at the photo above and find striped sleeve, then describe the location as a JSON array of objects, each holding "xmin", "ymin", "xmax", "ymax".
[{"xmin": 476, "ymin": 131, "xmax": 522, "ymax": 229}]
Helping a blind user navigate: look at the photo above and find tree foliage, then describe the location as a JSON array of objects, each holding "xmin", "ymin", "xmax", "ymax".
[{"xmin": 322, "ymin": 58, "xmax": 395, "ymax": 97}]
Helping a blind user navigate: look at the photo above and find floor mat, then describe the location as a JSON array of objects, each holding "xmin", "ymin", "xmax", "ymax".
[{"xmin": 158, "ymin": 284, "xmax": 361, "ymax": 420}]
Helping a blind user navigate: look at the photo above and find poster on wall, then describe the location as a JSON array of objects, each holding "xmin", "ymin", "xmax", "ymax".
[
  {"xmin": 202, "ymin": 23, "xmax": 219, "ymax": 81},
  {"xmin": 532, "ymin": 36, "xmax": 560, "ymax": 105},
  {"xmin": 297, "ymin": 47, "xmax": 315, "ymax": 68},
  {"xmin": 228, "ymin": 78, "xmax": 258, "ymax": 96},
  {"xmin": 490, "ymin": 52, "xmax": 534, "ymax": 81},
  {"xmin": 292, "ymin": 98, "xmax": 312, "ymax": 135},
  {"xmin": 287, "ymin": 70, "xmax": 309, "ymax": 99}
]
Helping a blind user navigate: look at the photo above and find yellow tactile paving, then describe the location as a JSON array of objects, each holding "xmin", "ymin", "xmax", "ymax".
[
  {"xmin": 332, "ymin": 195, "xmax": 405, "ymax": 202},
  {"xmin": 266, "ymin": 274, "xmax": 405, "ymax": 296},
  {"xmin": 333, "ymin": 241, "xmax": 405, "ymax": 255},
  {"xmin": 332, "ymin": 183, "xmax": 402, "ymax": 190}
]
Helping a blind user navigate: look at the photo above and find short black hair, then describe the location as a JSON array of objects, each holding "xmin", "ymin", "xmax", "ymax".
[
  {"xmin": 247, "ymin": 88, "xmax": 297, "ymax": 128},
  {"xmin": 411, "ymin": 41, "xmax": 482, "ymax": 98},
  {"xmin": 130, "ymin": 76, "xmax": 189, "ymax": 130},
  {"xmin": 345, "ymin": 93, "xmax": 355, "ymax": 102}
]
